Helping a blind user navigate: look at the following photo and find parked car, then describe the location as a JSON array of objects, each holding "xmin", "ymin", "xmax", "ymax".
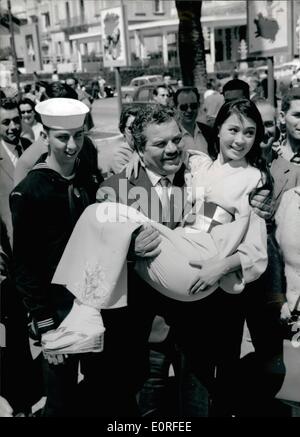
[
  {"xmin": 121, "ymin": 75, "xmax": 163, "ymax": 101},
  {"xmin": 130, "ymin": 81, "xmax": 178, "ymax": 106}
]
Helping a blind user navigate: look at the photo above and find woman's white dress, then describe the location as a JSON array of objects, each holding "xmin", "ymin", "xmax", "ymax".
[{"xmin": 52, "ymin": 153, "xmax": 267, "ymax": 307}]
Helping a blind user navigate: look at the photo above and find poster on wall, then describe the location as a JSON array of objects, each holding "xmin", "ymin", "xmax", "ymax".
[
  {"xmin": 294, "ymin": 0, "xmax": 300, "ymax": 56},
  {"xmin": 101, "ymin": 5, "xmax": 130, "ymax": 68},
  {"xmin": 247, "ymin": 0, "xmax": 292, "ymax": 56}
]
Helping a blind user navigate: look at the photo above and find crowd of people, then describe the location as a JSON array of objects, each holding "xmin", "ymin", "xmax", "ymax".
[{"xmin": 0, "ymin": 71, "xmax": 300, "ymax": 418}]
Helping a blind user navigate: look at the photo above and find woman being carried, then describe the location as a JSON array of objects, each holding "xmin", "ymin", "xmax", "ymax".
[{"xmin": 43, "ymin": 99, "xmax": 272, "ymax": 354}]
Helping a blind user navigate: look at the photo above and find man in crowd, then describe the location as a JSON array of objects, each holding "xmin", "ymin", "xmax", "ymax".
[
  {"xmin": 10, "ymin": 98, "xmax": 98, "ymax": 417},
  {"xmin": 14, "ymin": 81, "xmax": 101, "ymax": 189},
  {"xmin": 173, "ymin": 87, "xmax": 213, "ymax": 155},
  {"xmin": 254, "ymin": 97, "xmax": 300, "ymax": 211},
  {"xmin": 96, "ymin": 105, "xmax": 187, "ymax": 417},
  {"xmin": 97, "ymin": 105, "xmax": 139, "ymax": 179},
  {"xmin": 96, "ymin": 104, "xmax": 272, "ymax": 417},
  {"xmin": 203, "ymin": 81, "xmax": 224, "ymax": 127},
  {"xmin": 153, "ymin": 85, "xmax": 170, "ymax": 106},
  {"xmin": 277, "ymin": 87, "xmax": 300, "ymax": 165},
  {"xmin": 236, "ymin": 96, "xmax": 300, "ymax": 416},
  {"xmin": 65, "ymin": 75, "xmax": 94, "ymax": 131},
  {"xmin": 222, "ymin": 78, "xmax": 250, "ymax": 103},
  {"xmin": 0, "ymin": 98, "xmax": 31, "ymax": 244}
]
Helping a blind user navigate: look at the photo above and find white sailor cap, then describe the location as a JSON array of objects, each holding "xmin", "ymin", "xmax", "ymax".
[{"xmin": 35, "ymin": 98, "xmax": 89, "ymax": 129}]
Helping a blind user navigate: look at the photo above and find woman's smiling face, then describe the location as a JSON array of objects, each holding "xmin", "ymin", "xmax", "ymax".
[{"xmin": 218, "ymin": 112, "xmax": 257, "ymax": 163}]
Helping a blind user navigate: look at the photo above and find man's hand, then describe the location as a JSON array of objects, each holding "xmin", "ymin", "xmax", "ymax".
[
  {"xmin": 188, "ymin": 256, "xmax": 225, "ymax": 294},
  {"xmin": 42, "ymin": 350, "xmax": 68, "ymax": 365},
  {"xmin": 134, "ymin": 223, "xmax": 161, "ymax": 258},
  {"xmin": 250, "ymin": 189, "xmax": 275, "ymax": 220}
]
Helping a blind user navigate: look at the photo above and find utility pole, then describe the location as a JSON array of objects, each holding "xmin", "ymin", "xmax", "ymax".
[{"xmin": 7, "ymin": 0, "xmax": 21, "ymax": 98}]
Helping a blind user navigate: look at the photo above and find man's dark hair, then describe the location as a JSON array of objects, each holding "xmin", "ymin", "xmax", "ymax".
[
  {"xmin": 173, "ymin": 86, "xmax": 200, "ymax": 107},
  {"xmin": 131, "ymin": 104, "xmax": 179, "ymax": 152},
  {"xmin": 119, "ymin": 105, "xmax": 140, "ymax": 134},
  {"xmin": 0, "ymin": 98, "xmax": 19, "ymax": 111},
  {"xmin": 222, "ymin": 79, "xmax": 250, "ymax": 100},
  {"xmin": 24, "ymin": 84, "xmax": 32, "ymax": 94},
  {"xmin": 45, "ymin": 82, "xmax": 78, "ymax": 100},
  {"xmin": 281, "ymin": 87, "xmax": 300, "ymax": 113},
  {"xmin": 153, "ymin": 84, "xmax": 169, "ymax": 97}
]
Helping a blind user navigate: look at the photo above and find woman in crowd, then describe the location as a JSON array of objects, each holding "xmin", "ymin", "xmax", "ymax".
[{"xmin": 19, "ymin": 98, "xmax": 43, "ymax": 141}]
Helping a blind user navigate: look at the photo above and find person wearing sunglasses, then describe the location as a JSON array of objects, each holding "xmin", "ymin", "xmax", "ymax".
[
  {"xmin": 18, "ymin": 98, "xmax": 43, "ymax": 142},
  {"xmin": 173, "ymin": 87, "xmax": 213, "ymax": 155}
]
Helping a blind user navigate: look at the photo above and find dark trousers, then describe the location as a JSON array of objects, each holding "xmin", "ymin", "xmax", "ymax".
[
  {"xmin": 1, "ymin": 278, "xmax": 44, "ymax": 414},
  {"xmin": 137, "ymin": 333, "xmax": 182, "ymax": 417},
  {"xmin": 236, "ymin": 231, "xmax": 286, "ymax": 417},
  {"xmin": 42, "ymin": 306, "xmax": 139, "ymax": 417},
  {"xmin": 175, "ymin": 288, "xmax": 245, "ymax": 417}
]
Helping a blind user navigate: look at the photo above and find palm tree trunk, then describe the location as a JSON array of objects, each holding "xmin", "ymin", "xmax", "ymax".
[{"xmin": 175, "ymin": 0, "xmax": 207, "ymax": 95}]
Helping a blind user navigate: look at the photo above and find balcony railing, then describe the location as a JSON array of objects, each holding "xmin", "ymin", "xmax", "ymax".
[
  {"xmin": 59, "ymin": 15, "xmax": 88, "ymax": 35},
  {"xmin": 41, "ymin": 30, "xmax": 51, "ymax": 40}
]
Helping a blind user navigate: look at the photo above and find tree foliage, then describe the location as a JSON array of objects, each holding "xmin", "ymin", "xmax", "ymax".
[{"xmin": 175, "ymin": 0, "xmax": 207, "ymax": 94}]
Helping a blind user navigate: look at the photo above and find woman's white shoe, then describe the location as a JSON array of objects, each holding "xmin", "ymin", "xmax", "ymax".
[{"xmin": 42, "ymin": 300, "xmax": 105, "ymax": 354}]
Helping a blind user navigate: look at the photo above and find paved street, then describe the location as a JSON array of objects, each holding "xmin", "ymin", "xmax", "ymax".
[{"xmin": 90, "ymin": 96, "xmax": 119, "ymax": 137}]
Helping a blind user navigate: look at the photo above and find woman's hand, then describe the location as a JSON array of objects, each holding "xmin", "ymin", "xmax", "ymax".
[
  {"xmin": 125, "ymin": 151, "xmax": 141, "ymax": 180},
  {"xmin": 188, "ymin": 256, "xmax": 226, "ymax": 295},
  {"xmin": 280, "ymin": 302, "xmax": 292, "ymax": 321}
]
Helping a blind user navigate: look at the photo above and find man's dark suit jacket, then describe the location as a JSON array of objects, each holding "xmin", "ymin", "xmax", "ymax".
[
  {"xmin": 0, "ymin": 137, "xmax": 31, "ymax": 245},
  {"xmin": 96, "ymin": 165, "xmax": 187, "ymax": 384},
  {"xmin": 197, "ymin": 121, "xmax": 214, "ymax": 147}
]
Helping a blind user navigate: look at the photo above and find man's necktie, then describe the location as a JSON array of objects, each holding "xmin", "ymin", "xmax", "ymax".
[
  {"xmin": 159, "ymin": 177, "xmax": 171, "ymax": 226},
  {"xmin": 290, "ymin": 152, "xmax": 300, "ymax": 164},
  {"xmin": 15, "ymin": 144, "xmax": 23, "ymax": 158}
]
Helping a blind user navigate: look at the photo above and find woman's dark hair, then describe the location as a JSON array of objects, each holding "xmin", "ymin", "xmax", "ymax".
[
  {"xmin": 18, "ymin": 97, "xmax": 35, "ymax": 110},
  {"xmin": 209, "ymin": 98, "xmax": 273, "ymax": 205},
  {"xmin": 119, "ymin": 105, "xmax": 140, "ymax": 134}
]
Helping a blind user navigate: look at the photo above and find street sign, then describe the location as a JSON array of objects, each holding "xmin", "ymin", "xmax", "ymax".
[
  {"xmin": 101, "ymin": 5, "xmax": 130, "ymax": 68},
  {"xmin": 247, "ymin": 0, "xmax": 292, "ymax": 57}
]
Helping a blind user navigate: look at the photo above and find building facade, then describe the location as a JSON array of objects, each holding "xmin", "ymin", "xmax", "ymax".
[{"xmin": 4, "ymin": 0, "xmax": 289, "ymax": 75}]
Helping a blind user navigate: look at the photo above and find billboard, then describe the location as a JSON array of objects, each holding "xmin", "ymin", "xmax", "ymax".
[
  {"xmin": 20, "ymin": 23, "xmax": 42, "ymax": 73},
  {"xmin": 247, "ymin": 0, "xmax": 292, "ymax": 56},
  {"xmin": 294, "ymin": 0, "xmax": 300, "ymax": 56},
  {"xmin": 101, "ymin": 5, "xmax": 130, "ymax": 68}
]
